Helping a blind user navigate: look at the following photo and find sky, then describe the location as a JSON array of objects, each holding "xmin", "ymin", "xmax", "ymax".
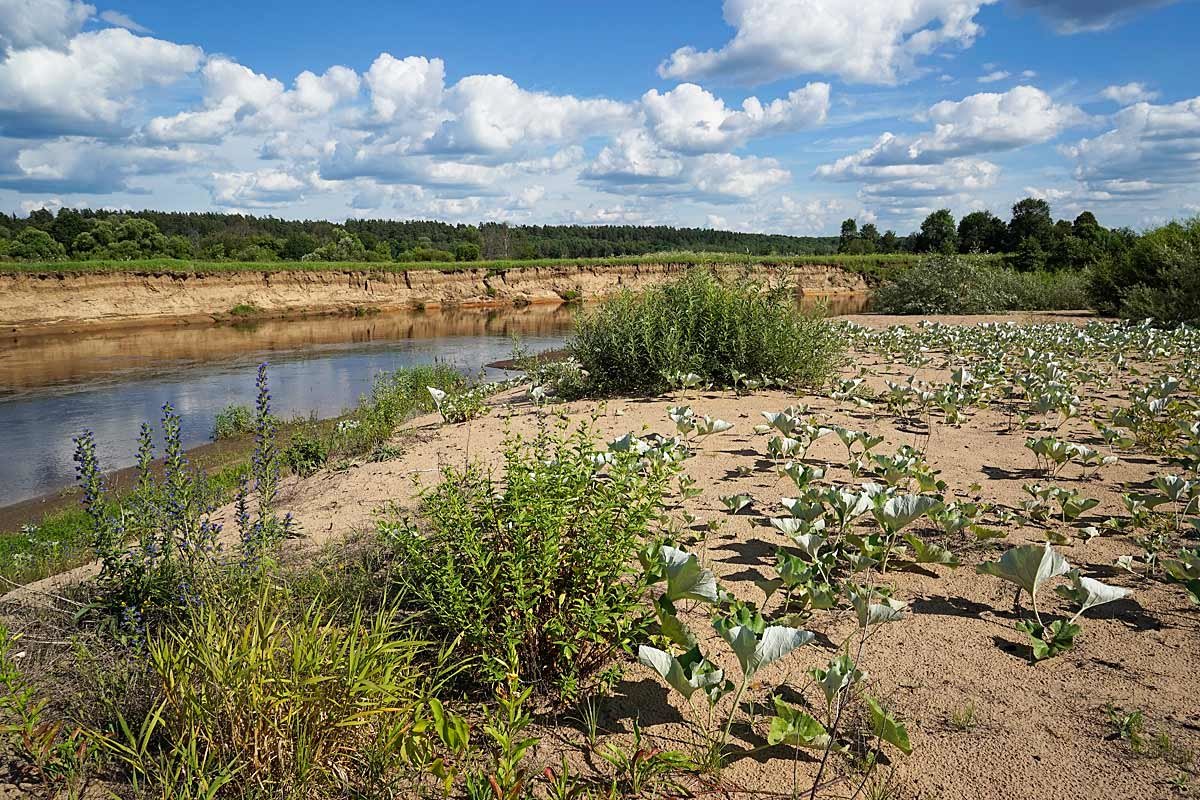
[{"xmin": 0, "ymin": 0, "xmax": 1197, "ymax": 234}]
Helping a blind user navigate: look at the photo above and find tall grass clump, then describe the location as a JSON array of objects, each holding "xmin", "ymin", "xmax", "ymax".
[
  {"xmin": 96, "ymin": 586, "xmax": 456, "ymax": 799},
  {"xmin": 873, "ymin": 254, "xmax": 1089, "ymax": 314},
  {"xmin": 568, "ymin": 269, "xmax": 844, "ymax": 395},
  {"xmin": 381, "ymin": 419, "xmax": 676, "ymax": 698}
]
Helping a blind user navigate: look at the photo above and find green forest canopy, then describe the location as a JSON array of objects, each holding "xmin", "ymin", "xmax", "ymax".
[{"xmin": 0, "ymin": 197, "xmax": 1132, "ymax": 271}]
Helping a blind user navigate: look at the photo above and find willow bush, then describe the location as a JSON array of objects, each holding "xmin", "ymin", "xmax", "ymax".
[
  {"xmin": 567, "ymin": 269, "xmax": 844, "ymax": 395},
  {"xmin": 873, "ymin": 255, "xmax": 1089, "ymax": 315}
]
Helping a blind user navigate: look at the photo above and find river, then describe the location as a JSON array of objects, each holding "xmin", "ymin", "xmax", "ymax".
[{"xmin": 0, "ymin": 293, "xmax": 869, "ymax": 509}]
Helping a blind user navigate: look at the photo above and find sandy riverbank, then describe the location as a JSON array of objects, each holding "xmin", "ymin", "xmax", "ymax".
[
  {"xmin": 5, "ymin": 310, "xmax": 1193, "ymax": 798},
  {"xmin": 0, "ymin": 262, "xmax": 869, "ymax": 336}
]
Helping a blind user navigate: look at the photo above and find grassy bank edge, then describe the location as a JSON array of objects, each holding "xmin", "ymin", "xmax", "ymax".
[{"xmin": 0, "ymin": 251, "xmax": 1004, "ymax": 278}]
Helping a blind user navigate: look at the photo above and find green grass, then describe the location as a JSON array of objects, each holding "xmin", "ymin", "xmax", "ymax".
[
  {"xmin": 569, "ymin": 269, "xmax": 846, "ymax": 395},
  {"xmin": 0, "ymin": 251, "xmax": 975, "ymax": 278}
]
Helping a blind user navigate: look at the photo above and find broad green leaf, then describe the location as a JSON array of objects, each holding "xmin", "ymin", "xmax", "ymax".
[
  {"xmin": 863, "ymin": 695, "xmax": 912, "ymax": 754},
  {"xmin": 1054, "ymin": 570, "xmax": 1130, "ymax": 614},
  {"xmin": 850, "ymin": 589, "xmax": 906, "ymax": 628},
  {"xmin": 720, "ymin": 494, "xmax": 753, "ymax": 514},
  {"xmin": 873, "ymin": 494, "xmax": 943, "ymax": 533},
  {"xmin": 637, "ymin": 645, "xmax": 729, "ymax": 702},
  {"xmin": 976, "ymin": 542, "xmax": 1070, "ymax": 602},
  {"xmin": 695, "ymin": 416, "xmax": 734, "ymax": 437},
  {"xmin": 767, "ymin": 698, "xmax": 835, "ymax": 749},
  {"xmin": 903, "ymin": 533, "xmax": 960, "ymax": 566},
  {"xmin": 654, "ymin": 598, "xmax": 697, "ymax": 649},
  {"xmin": 810, "ymin": 653, "xmax": 864, "ymax": 707},
  {"xmin": 714, "ymin": 616, "xmax": 814, "ymax": 679},
  {"xmin": 660, "ymin": 545, "xmax": 720, "ymax": 604}
]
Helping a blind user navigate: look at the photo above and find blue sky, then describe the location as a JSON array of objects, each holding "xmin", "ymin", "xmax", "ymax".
[{"xmin": 0, "ymin": 0, "xmax": 1197, "ymax": 234}]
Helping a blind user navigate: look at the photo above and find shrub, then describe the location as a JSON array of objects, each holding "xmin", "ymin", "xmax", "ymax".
[
  {"xmin": 332, "ymin": 364, "xmax": 466, "ymax": 455},
  {"xmin": 211, "ymin": 403, "xmax": 254, "ymax": 440},
  {"xmin": 1109, "ymin": 218, "xmax": 1200, "ymax": 324},
  {"xmin": 996, "ymin": 269, "xmax": 1090, "ymax": 311},
  {"xmin": 228, "ymin": 303, "xmax": 262, "ymax": 317},
  {"xmin": 873, "ymin": 255, "xmax": 1090, "ymax": 315},
  {"xmin": 282, "ymin": 433, "xmax": 328, "ymax": 477},
  {"xmin": 380, "ymin": 421, "xmax": 673, "ymax": 697},
  {"xmin": 568, "ymin": 269, "xmax": 843, "ymax": 395},
  {"xmin": 527, "ymin": 357, "xmax": 589, "ymax": 401},
  {"xmin": 431, "ymin": 384, "xmax": 492, "ymax": 424}
]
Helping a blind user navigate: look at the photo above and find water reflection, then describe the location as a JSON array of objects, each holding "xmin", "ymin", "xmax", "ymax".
[
  {"xmin": 0, "ymin": 306, "xmax": 573, "ymax": 507},
  {"xmin": 0, "ymin": 304, "xmax": 576, "ymax": 397},
  {"xmin": 0, "ymin": 293, "xmax": 869, "ymax": 507}
]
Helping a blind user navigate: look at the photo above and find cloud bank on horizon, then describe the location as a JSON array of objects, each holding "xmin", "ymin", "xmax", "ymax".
[{"xmin": 0, "ymin": 0, "xmax": 1196, "ymax": 233}]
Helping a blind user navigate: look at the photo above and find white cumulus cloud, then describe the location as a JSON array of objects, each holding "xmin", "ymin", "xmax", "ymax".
[
  {"xmin": 1064, "ymin": 95, "xmax": 1200, "ymax": 195},
  {"xmin": 0, "ymin": 0, "xmax": 93, "ymax": 54},
  {"xmin": 658, "ymin": 0, "xmax": 996, "ymax": 86},
  {"xmin": 641, "ymin": 82, "xmax": 829, "ymax": 153},
  {"xmin": 0, "ymin": 28, "xmax": 202, "ymax": 137},
  {"xmin": 1101, "ymin": 82, "xmax": 1159, "ymax": 105}
]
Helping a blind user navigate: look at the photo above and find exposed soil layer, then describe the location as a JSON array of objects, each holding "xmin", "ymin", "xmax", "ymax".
[
  {"xmin": 0, "ymin": 263, "xmax": 869, "ymax": 336},
  {"xmin": 3, "ymin": 311, "xmax": 1196, "ymax": 798}
]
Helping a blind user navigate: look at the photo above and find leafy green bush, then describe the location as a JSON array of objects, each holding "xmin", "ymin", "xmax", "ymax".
[
  {"xmin": 996, "ymin": 269, "xmax": 1090, "ymax": 311},
  {"xmin": 873, "ymin": 255, "xmax": 1089, "ymax": 314},
  {"xmin": 1096, "ymin": 218, "xmax": 1200, "ymax": 324},
  {"xmin": 211, "ymin": 403, "xmax": 255, "ymax": 440},
  {"xmin": 380, "ymin": 422, "xmax": 674, "ymax": 697},
  {"xmin": 430, "ymin": 384, "xmax": 492, "ymax": 423},
  {"xmin": 282, "ymin": 433, "xmax": 328, "ymax": 477},
  {"xmin": 568, "ymin": 269, "xmax": 843, "ymax": 395}
]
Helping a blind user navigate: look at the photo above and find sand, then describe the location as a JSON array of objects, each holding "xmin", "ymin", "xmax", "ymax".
[{"xmin": 4, "ymin": 311, "xmax": 1197, "ymax": 798}]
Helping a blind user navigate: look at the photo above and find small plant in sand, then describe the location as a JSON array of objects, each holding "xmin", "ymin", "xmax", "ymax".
[{"xmin": 977, "ymin": 543, "xmax": 1131, "ymax": 661}]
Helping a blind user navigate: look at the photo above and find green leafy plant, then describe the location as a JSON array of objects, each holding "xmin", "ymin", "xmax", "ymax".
[
  {"xmin": 282, "ymin": 433, "xmax": 328, "ymax": 477},
  {"xmin": 978, "ymin": 544, "xmax": 1130, "ymax": 661},
  {"xmin": 210, "ymin": 403, "xmax": 257, "ymax": 440},
  {"xmin": 383, "ymin": 421, "xmax": 673, "ymax": 696},
  {"xmin": 569, "ymin": 269, "xmax": 844, "ymax": 395}
]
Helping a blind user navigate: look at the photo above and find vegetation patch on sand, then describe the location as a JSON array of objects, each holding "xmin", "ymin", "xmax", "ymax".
[
  {"xmin": 568, "ymin": 269, "xmax": 845, "ymax": 395},
  {"xmin": 0, "ymin": 302, "xmax": 1198, "ymax": 798},
  {"xmin": 872, "ymin": 255, "xmax": 1090, "ymax": 315}
]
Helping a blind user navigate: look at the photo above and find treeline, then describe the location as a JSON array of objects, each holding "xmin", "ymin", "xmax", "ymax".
[
  {"xmin": 0, "ymin": 208, "xmax": 840, "ymax": 263},
  {"xmin": 838, "ymin": 197, "xmax": 1131, "ymax": 274}
]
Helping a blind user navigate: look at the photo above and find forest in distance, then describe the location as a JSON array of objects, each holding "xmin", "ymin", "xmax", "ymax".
[{"xmin": 0, "ymin": 196, "xmax": 1133, "ymax": 271}]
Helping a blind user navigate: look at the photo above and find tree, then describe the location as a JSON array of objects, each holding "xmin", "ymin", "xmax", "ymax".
[
  {"xmin": 302, "ymin": 234, "xmax": 368, "ymax": 262},
  {"xmin": 918, "ymin": 209, "xmax": 958, "ymax": 254},
  {"xmin": 880, "ymin": 230, "xmax": 899, "ymax": 253},
  {"xmin": 281, "ymin": 232, "xmax": 318, "ymax": 260},
  {"xmin": 53, "ymin": 208, "xmax": 91, "ymax": 247},
  {"xmin": 1008, "ymin": 198, "xmax": 1054, "ymax": 251},
  {"xmin": 454, "ymin": 241, "xmax": 481, "ymax": 261},
  {"xmin": 1072, "ymin": 211, "xmax": 1103, "ymax": 244},
  {"xmin": 1009, "ymin": 236, "xmax": 1048, "ymax": 272},
  {"xmin": 957, "ymin": 210, "xmax": 1006, "ymax": 253},
  {"xmin": 838, "ymin": 218, "xmax": 859, "ymax": 253},
  {"xmin": 859, "ymin": 223, "xmax": 881, "ymax": 254},
  {"xmin": 8, "ymin": 228, "xmax": 67, "ymax": 260}
]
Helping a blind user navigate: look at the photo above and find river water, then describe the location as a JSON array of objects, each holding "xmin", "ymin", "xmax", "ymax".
[{"xmin": 0, "ymin": 293, "xmax": 869, "ymax": 508}]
